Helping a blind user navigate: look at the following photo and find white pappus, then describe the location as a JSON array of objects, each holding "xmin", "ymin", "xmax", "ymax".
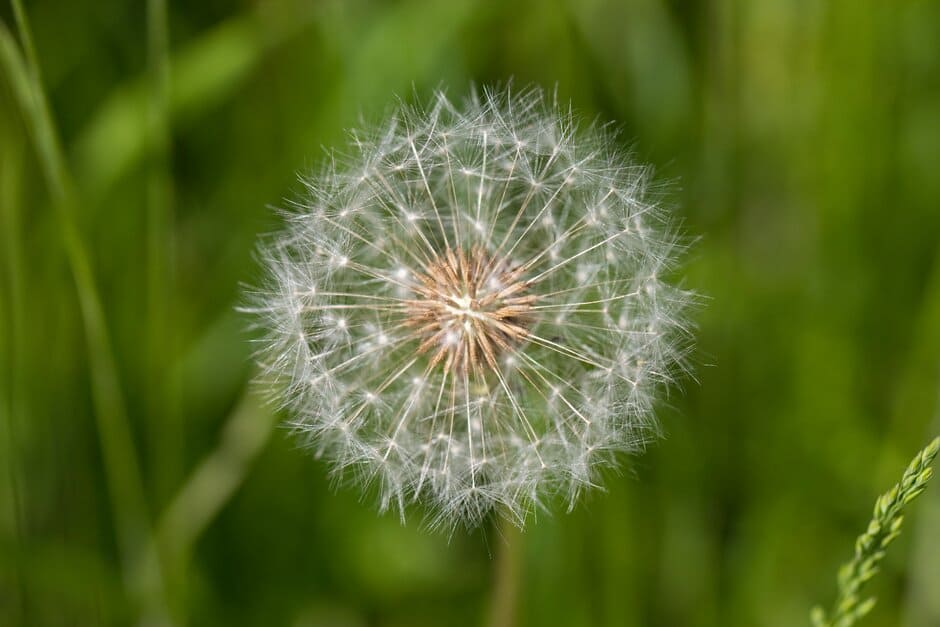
[{"xmin": 246, "ymin": 86, "xmax": 695, "ymax": 531}]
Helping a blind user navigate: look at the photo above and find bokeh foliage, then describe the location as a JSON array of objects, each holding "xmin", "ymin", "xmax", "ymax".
[{"xmin": 1, "ymin": 0, "xmax": 939, "ymax": 626}]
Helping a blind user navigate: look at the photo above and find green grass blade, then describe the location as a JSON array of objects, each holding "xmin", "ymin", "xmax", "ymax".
[{"xmin": 2, "ymin": 5, "xmax": 168, "ymax": 620}]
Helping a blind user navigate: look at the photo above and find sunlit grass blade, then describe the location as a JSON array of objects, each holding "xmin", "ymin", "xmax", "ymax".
[
  {"xmin": 144, "ymin": 0, "xmax": 181, "ymax": 506},
  {"xmin": 0, "ymin": 122, "xmax": 28, "ymax": 625},
  {"xmin": 2, "ymin": 2, "xmax": 167, "ymax": 618}
]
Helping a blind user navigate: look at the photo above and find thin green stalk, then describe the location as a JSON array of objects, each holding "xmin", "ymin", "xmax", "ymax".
[
  {"xmin": 902, "ymin": 383, "xmax": 940, "ymax": 627},
  {"xmin": 812, "ymin": 437, "xmax": 940, "ymax": 627},
  {"xmin": 487, "ymin": 516, "xmax": 524, "ymax": 627},
  {"xmin": 887, "ymin": 248, "xmax": 940, "ymax": 625},
  {"xmin": 146, "ymin": 0, "xmax": 181, "ymax": 506},
  {"xmin": 0, "ymin": 126, "xmax": 29, "ymax": 625},
  {"xmin": 2, "ymin": 4, "xmax": 168, "ymax": 620},
  {"xmin": 137, "ymin": 391, "xmax": 275, "ymax": 622},
  {"xmin": 8, "ymin": 2, "xmax": 66, "ymax": 200},
  {"xmin": 160, "ymin": 391, "xmax": 273, "ymax": 562}
]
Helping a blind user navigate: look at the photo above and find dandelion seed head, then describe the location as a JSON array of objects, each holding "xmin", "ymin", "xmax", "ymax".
[{"xmin": 249, "ymin": 86, "xmax": 695, "ymax": 530}]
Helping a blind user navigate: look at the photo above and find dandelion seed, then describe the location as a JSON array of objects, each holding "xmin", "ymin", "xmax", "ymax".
[{"xmin": 247, "ymin": 87, "xmax": 695, "ymax": 530}]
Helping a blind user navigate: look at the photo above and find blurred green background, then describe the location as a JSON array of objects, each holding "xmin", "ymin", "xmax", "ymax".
[{"xmin": 2, "ymin": 0, "xmax": 940, "ymax": 625}]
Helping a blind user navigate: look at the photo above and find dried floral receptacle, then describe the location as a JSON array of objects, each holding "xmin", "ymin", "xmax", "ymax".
[
  {"xmin": 247, "ymin": 87, "xmax": 694, "ymax": 530},
  {"xmin": 404, "ymin": 245, "xmax": 536, "ymax": 376}
]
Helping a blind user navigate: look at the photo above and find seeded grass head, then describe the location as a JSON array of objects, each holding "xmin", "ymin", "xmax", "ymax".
[{"xmin": 249, "ymin": 87, "xmax": 694, "ymax": 530}]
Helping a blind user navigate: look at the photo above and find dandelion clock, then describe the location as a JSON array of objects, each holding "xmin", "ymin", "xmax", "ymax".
[{"xmin": 247, "ymin": 87, "xmax": 694, "ymax": 530}]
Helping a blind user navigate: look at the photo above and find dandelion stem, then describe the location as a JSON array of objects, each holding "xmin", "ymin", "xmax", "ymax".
[{"xmin": 487, "ymin": 517, "xmax": 523, "ymax": 627}]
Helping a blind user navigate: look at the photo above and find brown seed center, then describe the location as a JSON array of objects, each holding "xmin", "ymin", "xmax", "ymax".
[{"xmin": 404, "ymin": 246, "xmax": 536, "ymax": 376}]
